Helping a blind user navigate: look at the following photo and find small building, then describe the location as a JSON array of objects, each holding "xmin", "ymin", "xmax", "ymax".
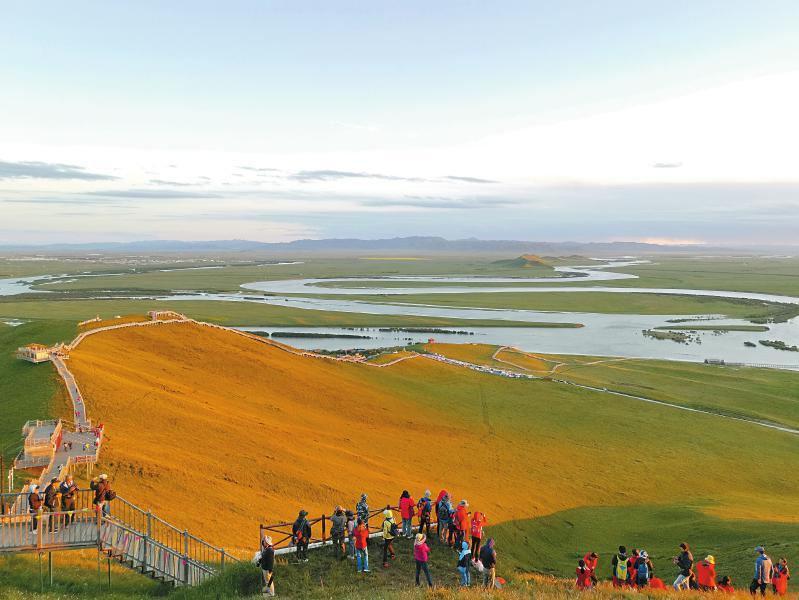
[{"xmin": 16, "ymin": 343, "xmax": 50, "ymax": 363}]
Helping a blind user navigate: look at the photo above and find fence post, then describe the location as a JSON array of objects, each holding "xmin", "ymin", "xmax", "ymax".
[
  {"xmin": 321, "ymin": 514, "xmax": 326, "ymax": 543},
  {"xmin": 143, "ymin": 510, "xmax": 152, "ymax": 574},
  {"xmin": 37, "ymin": 508, "xmax": 43, "ymax": 551},
  {"xmin": 220, "ymin": 548, "xmax": 226, "ymax": 572},
  {"xmin": 183, "ymin": 529, "xmax": 189, "ymax": 586}
]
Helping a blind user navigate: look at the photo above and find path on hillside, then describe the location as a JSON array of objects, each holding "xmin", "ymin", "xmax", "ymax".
[{"xmin": 59, "ymin": 315, "xmax": 799, "ymax": 454}]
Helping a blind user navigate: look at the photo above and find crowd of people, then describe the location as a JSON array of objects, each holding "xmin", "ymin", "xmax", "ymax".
[
  {"xmin": 255, "ymin": 488, "xmax": 499, "ymax": 597},
  {"xmin": 24, "ymin": 473, "xmax": 114, "ymax": 533},
  {"xmin": 576, "ymin": 543, "xmax": 790, "ymax": 596}
]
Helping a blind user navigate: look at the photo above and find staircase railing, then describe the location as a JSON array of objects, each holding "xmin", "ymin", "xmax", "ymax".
[{"xmin": 0, "ymin": 489, "xmax": 235, "ymax": 586}]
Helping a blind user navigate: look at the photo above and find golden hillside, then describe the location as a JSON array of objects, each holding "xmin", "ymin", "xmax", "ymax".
[{"xmin": 65, "ymin": 321, "xmax": 799, "ymax": 557}]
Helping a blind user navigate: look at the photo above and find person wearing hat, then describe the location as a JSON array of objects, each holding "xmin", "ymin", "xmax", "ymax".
[
  {"xmin": 345, "ymin": 509, "xmax": 356, "ymax": 559},
  {"xmin": 634, "ymin": 550, "xmax": 653, "ymax": 587},
  {"xmin": 750, "ymin": 546, "xmax": 773, "ymax": 596},
  {"xmin": 43, "ymin": 477, "xmax": 60, "ymax": 533},
  {"xmin": 381, "ymin": 507, "xmax": 397, "ymax": 568},
  {"xmin": 356, "ymin": 493, "xmax": 369, "ymax": 528},
  {"xmin": 454, "ymin": 500, "xmax": 469, "ymax": 549},
  {"xmin": 292, "ymin": 510, "xmax": 311, "ymax": 562},
  {"xmin": 771, "ymin": 557, "xmax": 790, "ymax": 596},
  {"xmin": 673, "ymin": 542, "xmax": 694, "ymax": 590},
  {"xmin": 414, "ymin": 533, "xmax": 433, "ymax": 587},
  {"xmin": 696, "ymin": 555, "xmax": 718, "ymax": 591},
  {"xmin": 258, "ymin": 535, "xmax": 275, "ymax": 597},
  {"xmin": 457, "ymin": 540, "xmax": 472, "ymax": 586},
  {"xmin": 27, "ymin": 484, "xmax": 42, "ymax": 534},
  {"xmin": 330, "ymin": 505, "xmax": 347, "ymax": 560},
  {"xmin": 90, "ymin": 473, "xmax": 111, "ymax": 517},
  {"xmin": 417, "ymin": 490, "xmax": 433, "ymax": 540}
]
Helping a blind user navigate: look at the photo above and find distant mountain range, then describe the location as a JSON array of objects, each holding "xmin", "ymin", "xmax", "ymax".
[{"xmin": 0, "ymin": 236, "xmax": 732, "ymax": 255}]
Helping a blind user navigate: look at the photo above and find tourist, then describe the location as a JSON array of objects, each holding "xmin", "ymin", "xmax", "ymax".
[
  {"xmin": 258, "ymin": 535, "xmax": 275, "ymax": 597},
  {"xmin": 399, "ymin": 490, "xmax": 415, "ymax": 538},
  {"xmin": 354, "ymin": 517, "xmax": 370, "ymax": 573},
  {"xmin": 437, "ymin": 494, "xmax": 452, "ymax": 544},
  {"xmin": 292, "ymin": 510, "xmax": 311, "ymax": 562},
  {"xmin": 772, "ymin": 558, "xmax": 790, "ymax": 596},
  {"xmin": 479, "ymin": 537, "xmax": 497, "ymax": 589},
  {"xmin": 417, "ymin": 490, "xmax": 432, "ymax": 539},
  {"xmin": 611, "ymin": 546, "xmax": 629, "ymax": 587},
  {"xmin": 330, "ymin": 505, "xmax": 347, "ymax": 560},
  {"xmin": 434, "ymin": 489, "xmax": 448, "ymax": 538},
  {"xmin": 90, "ymin": 474, "xmax": 110, "ymax": 516},
  {"xmin": 718, "ymin": 575, "xmax": 735, "ymax": 593},
  {"xmin": 576, "ymin": 559, "xmax": 593, "ymax": 590},
  {"xmin": 381, "ymin": 507, "xmax": 397, "ymax": 568},
  {"xmin": 356, "ymin": 493, "xmax": 369, "ymax": 528},
  {"xmin": 627, "ymin": 548, "xmax": 640, "ymax": 584},
  {"xmin": 28, "ymin": 484, "xmax": 42, "ymax": 533},
  {"xmin": 750, "ymin": 546, "xmax": 773, "ymax": 596},
  {"xmin": 414, "ymin": 533, "xmax": 433, "ymax": 587},
  {"xmin": 582, "ymin": 551, "xmax": 598, "ymax": 585},
  {"xmin": 695, "ymin": 555, "xmax": 717, "ymax": 591},
  {"xmin": 457, "ymin": 540, "xmax": 471, "ymax": 586},
  {"xmin": 454, "ymin": 500, "xmax": 469, "ymax": 548},
  {"xmin": 634, "ymin": 550, "xmax": 653, "ymax": 588},
  {"xmin": 59, "ymin": 475, "xmax": 78, "ymax": 526},
  {"xmin": 470, "ymin": 510, "xmax": 487, "ymax": 559},
  {"xmin": 43, "ymin": 477, "xmax": 60, "ymax": 532},
  {"xmin": 673, "ymin": 542, "xmax": 694, "ymax": 591},
  {"xmin": 345, "ymin": 510, "xmax": 356, "ymax": 559}
]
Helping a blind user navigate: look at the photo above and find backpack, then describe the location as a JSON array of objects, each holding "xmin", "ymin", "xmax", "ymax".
[
  {"xmin": 105, "ymin": 489, "xmax": 116, "ymax": 501},
  {"xmin": 418, "ymin": 499, "xmax": 430, "ymax": 519},
  {"xmin": 471, "ymin": 519, "xmax": 482, "ymax": 537},
  {"xmin": 388, "ymin": 521, "xmax": 399, "ymax": 537},
  {"xmin": 615, "ymin": 556, "xmax": 629, "ymax": 580},
  {"xmin": 637, "ymin": 560, "xmax": 648, "ymax": 579},
  {"xmin": 438, "ymin": 501, "xmax": 449, "ymax": 519}
]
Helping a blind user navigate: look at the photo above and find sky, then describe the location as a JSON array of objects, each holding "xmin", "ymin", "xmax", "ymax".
[{"xmin": 1, "ymin": 1, "xmax": 799, "ymax": 246}]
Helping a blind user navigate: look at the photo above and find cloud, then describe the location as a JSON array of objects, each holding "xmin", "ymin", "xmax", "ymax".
[
  {"xmin": 238, "ymin": 166, "xmax": 279, "ymax": 173},
  {"xmin": 0, "ymin": 160, "xmax": 118, "ymax": 181},
  {"xmin": 652, "ymin": 162, "xmax": 683, "ymax": 168},
  {"xmin": 289, "ymin": 169, "xmax": 426, "ymax": 183},
  {"xmin": 443, "ymin": 175, "xmax": 499, "ymax": 184},
  {"xmin": 87, "ymin": 189, "xmax": 221, "ymax": 199},
  {"xmin": 148, "ymin": 179, "xmax": 195, "ymax": 186},
  {"xmin": 360, "ymin": 195, "xmax": 520, "ymax": 210}
]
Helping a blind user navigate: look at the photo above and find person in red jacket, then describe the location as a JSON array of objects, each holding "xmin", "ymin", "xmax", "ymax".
[
  {"xmin": 695, "ymin": 555, "xmax": 717, "ymax": 591},
  {"xmin": 772, "ymin": 558, "xmax": 790, "ymax": 596},
  {"xmin": 576, "ymin": 559, "xmax": 593, "ymax": 589},
  {"xmin": 399, "ymin": 491, "xmax": 416, "ymax": 538},
  {"xmin": 353, "ymin": 518, "xmax": 370, "ymax": 573},
  {"xmin": 718, "ymin": 575, "xmax": 735, "ymax": 593},
  {"xmin": 582, "ymin": 552, "xmax": 599, "ymax": 585},
  {"xmin": 454, "ymin": 500, "xmax": 469, "ymax": 548},
  {"xmin": 470, "ymin": 511, "xmax": 488, "ymax": 558}
]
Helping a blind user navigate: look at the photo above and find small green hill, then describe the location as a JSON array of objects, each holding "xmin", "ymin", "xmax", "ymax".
[{"xmin": 492, "ymin": 254, "xmax": 552, "ymax": 268}]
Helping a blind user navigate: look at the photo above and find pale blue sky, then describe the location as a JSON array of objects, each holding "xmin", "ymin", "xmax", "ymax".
[{"xmin": 1, "ymin": 1, "xmax": 798, "ymax": 244}]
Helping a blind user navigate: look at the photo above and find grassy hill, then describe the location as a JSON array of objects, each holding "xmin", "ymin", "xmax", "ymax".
[
  {"xmin": 53, "ymin": 319, "xmax": 799, "ymax": 590},
  {"xmin": 492, "ymin": 254, "xmax": 552, "ymax": 269}
]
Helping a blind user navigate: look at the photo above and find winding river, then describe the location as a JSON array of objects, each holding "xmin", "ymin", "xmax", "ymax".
[{"xmin": 2, "ymin": 260, "xmax": 798, "ymax": 367}]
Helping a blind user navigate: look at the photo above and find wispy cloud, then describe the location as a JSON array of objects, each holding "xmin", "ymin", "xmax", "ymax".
[
  {"xmin": 238, "ymin": 166, "xmax": 279, "ymax": 173},
  {"xmin": 652, "ymin": 162, "xmax": 683, "ymax": 168},
  {"xmin": 148, "ymin": 179, "xmax": 195, "ymax": 186},
  {"xmin": 289, "ymin": 169, "xmax": 426, "ymax": 183},
  {"xmin": 444, "ymin": 175, "xmax": 499, "ymax": 184},
  {"xmin": 0, "ymin": 160, "xmax": 118, "ymax": 181},
  {"xmin": 360, "ymin": 195, "xmax": 520, "ymax": 209},
  {"xmin": 87, "ymin": 189, "xmax": 221, "ymax": 199}
]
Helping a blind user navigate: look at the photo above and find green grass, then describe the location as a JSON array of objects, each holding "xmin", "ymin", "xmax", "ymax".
[
  {"xmin": 653, "ymin": 325, "xmax": 770, "ymax": 332},
  {"xmin": 0, "ymin": 320, "xmax": 76, "ymax": 463},
  {"xmin": 323, "ymin": 292, "xmax": 797, "ymax": 321},
  {"xmin": 0, "ymin": 299, "xmax": 579, "ymax": 328}
]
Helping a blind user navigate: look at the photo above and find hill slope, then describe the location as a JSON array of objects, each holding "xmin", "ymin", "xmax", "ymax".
[{"xmin": 65, "ymin": 321, "xmax": 799, "ymax": 582}]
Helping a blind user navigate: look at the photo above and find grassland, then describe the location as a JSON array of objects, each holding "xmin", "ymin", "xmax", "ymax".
[
  {"xmin": 54, "ymin": 320, "xmax": 799, "ymax": 589},
  {"xmin": 328, "ymin": 291, "xmax": 797, "ymax": 321},
  {"xmin": 426, "ymin": 344, "xmax": 799, "ymax": 430},
  {"xmin": 0, "ymin": 299, "xmax": 575, "ymax": 328},
  {"xmin": 0, "ymin": 320, "xmax": 75, "ymax": 463}
]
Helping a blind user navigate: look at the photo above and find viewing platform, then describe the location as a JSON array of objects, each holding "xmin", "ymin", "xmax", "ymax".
[{"xmin": 16, "ymin": 343, "xmax": 51, "ymax": 363}]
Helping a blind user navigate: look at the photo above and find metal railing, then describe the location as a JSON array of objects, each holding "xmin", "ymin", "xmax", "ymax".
[
  {"xmin": 259, "ymin": 503, "xmax": 430, "ymax": 554},
  {"xmin": 0, "ymin": 488, "xmax": 235, "ymax": 585}
]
